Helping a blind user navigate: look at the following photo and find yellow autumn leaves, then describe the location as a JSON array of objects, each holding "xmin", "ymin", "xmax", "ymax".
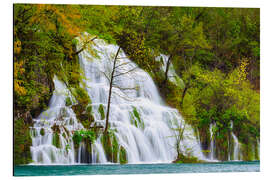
[{"xmin": 14, "ymin": 61, "xmax": 26, "ymax": 95}]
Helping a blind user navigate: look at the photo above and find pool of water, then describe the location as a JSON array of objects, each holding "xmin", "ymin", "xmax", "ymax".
[{"xmin": 14, "ymin": 161, "xmax": 260, "ymax": 176}]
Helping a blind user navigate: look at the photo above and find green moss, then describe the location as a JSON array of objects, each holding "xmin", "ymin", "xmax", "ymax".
[
  {"xmin": 40, "ymin": 128, "xmax": 45, "ymax": 136},
  {"xmin": 65, "ymin": 97, "xmax": 72, "ymax": 106},
  {"xmin": 101, "ymin": 130, "xmax": 119, "ymax": 163},
  {"xmin": 173, "ymin": 153, "xmax": 203, "ymax": 163},
  {"xmin": 86, "ymin": 105, "xmax": 92, "ymax": 114},
  {"xmin": 71, "ymin": 104, "xmax": 95, "ymax": 129},
  {"xmin": 73, "ymin": 87, "xmax": 91, "ymax": 106},
  {"xmin": 52, "ymin": 133, "xmax": 61, "ymax": 148},
  {"xmin": 72, "ymin": 129, "xmax": 96, "ymax": 150},
  {"xmin": 133, "ymin": 107, "xmax": 141, "ymax": 123},
  {"xmin": 119, "ymin": 146, "xmax": 127, "ymax": 164},
  {"xmin": 14, "ymin": 118, "xmax": 32, "ymax": 165},
  {"xmin": 130, "ymin": 106, "xmax": 144, "ymax": 129},
  {"xmin": 98, "ymin": 104, "xmax": 105, "ymax": 120}
]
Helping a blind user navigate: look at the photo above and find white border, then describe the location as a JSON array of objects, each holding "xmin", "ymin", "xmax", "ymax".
[{"xmin": 1, "ymin": 0, "xmax": 270, "ymax": 180}]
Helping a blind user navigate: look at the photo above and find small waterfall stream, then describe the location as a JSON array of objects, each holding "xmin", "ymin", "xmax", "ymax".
[
  {"xmin": 230, "ymin": 121, "xmax": 242, "ymax": 161},
  {"xmin": 29, "ymin": 35, "xmax": 207, "ymax": 164},
  {"xmin": 209, "ymin": 123, "xmax": 216, "ymax": 160},
  {"xmin": 231, "ymin": 133, "xmax": 241, "ymax": 160}
]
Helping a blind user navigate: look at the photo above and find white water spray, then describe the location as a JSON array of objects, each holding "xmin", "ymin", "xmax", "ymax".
[{"xmin": 230, "ymin": 121, "xmax": 242, "ymax": 161}]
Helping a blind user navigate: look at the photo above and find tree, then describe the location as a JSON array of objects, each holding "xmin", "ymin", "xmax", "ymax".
[
  {"xmin": 102, "ymin": 47, "xmax": 138, "ymax": 134},
  {"xmin": 172, "ymin": 120, "xmax": 187, "ymax": 159}
]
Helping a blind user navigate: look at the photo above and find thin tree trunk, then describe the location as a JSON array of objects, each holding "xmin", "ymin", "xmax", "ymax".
[
  {"xmin": 163, "ymin": 55, "xmax": 172, "ymax": 85},
  {"xmin": 104, "ymin": 47, "xmax": 121, "ymax": 134},
  {"xmin": 180, "ymin": 86, "xmax": 188, "ymax": 108}
]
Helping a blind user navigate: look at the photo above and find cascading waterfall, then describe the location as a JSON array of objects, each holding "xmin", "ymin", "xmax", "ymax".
[
  {"xmin": 209, "ymin": 123, "xmax": 216, "ymax": 160},
  {"xmin": 231, "ymin": 133, "xmax": 241, "ymax": 160},
  {"xmin": 29, "ymin": 34, "xmax": 207, "ymax": 164},
  {"xmin": 30, "ymin": 77, "xmax": 83, "ymax": 164},
  {"xmin": 230, "ymin": 121, "xmax": 242, "ymax": 161}
]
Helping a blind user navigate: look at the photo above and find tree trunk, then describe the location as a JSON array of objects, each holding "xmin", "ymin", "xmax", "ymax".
[
  {"xmin": 104, "ymin": 47, "xmax": 121, "ymax": 134},
  {"xmin": 163, "ymin": 55, "xmax": 172, "ymax": 85},
  {"xmin": 180, "ymin": 86, "xmax": 188, "ymax": 108}
]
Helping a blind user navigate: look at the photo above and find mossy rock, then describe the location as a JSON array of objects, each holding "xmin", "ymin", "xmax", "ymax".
[
  {"xmin": 52, "ymin": 124, "xmax": 60, "ymax": 134},
  {"xmin": 119, "ymin": 146, "xmax": 127, "ymax": 164},
  {"xmin": 40, "ymin": 128, "xmax": 45, "ymax": 136},
  {"xmin": 173, "ymin": 153, "xmax": 204, "ymax": 163},
  {"xmin": 130, "ymin": 106, "xmax": 144, "ymax": 129},
  {"xmin": 101, "ymin": 131, "xmax": 119, "ymax": 163},
  {"xmin": 52, "ymin": 133, "xmax": 61, "ymax": 148},
  {"xmin": 98, "ymin": 104, "xmax": 105, "ymax": 120},
  {"xmin": 73, "ymin": 87, "xmax": 91, "ymax": 106},
  {"xmin": 71, "ymin": 104, "xmax": 95, "ymax": 129},
  {"xmin": 86, "ymin": 105, "xmax": 92, "ymax": 114},
  {"xmin": 65, "ymin": 97, "xmax": 72, "ymax": 106}
]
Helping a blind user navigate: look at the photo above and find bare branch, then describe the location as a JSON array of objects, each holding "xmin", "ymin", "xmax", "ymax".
[
  {"xmin": 116, "ymin": 57, "xmax": 129, "ymax": 60},
  {"xmin": 115, "ymin": 62, "xmax": 131, "ymax": 69},
  {"xmin": 113, "ymin": 67, "xmax": 137, "ymax": 78},
  {"xmin": 99, "ymin": 70, "xmax": 111, "ymax": 83},
  {"xmin": 75, "ymin": 36, "xmax": 97, "ymax": 55},
  {"xmin": 112, "ymin": 84, "xmax": 137, "ymax": 91},
  {"xmin": 111, "ymin": 91, "xmax": 136, "ymax": 102}
]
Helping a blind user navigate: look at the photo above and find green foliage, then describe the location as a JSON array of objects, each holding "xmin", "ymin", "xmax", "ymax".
[
  {"xmin": 72, "ymin": 87, "xmax": 91, "ymax": 106},
  {"xmin": 100, "ymin": 129, "xmax": 119, "ymax": 163},
  {"xmin": 86, "ymin": 105, "xmax": 92, "ymax": 114},
  {"xmin": 71, "ymin": 103, "xmax": 95, "ymax": 129},
  {"xmin": 119, "ymin": 146, "xmax": 127, "ymax": 164},
  {"xmin": 179, "ymin": 64, "xmax": 259, "ymax": 160},
  {"xmin": 40, "ymin": 128, "xmax": 45, "ymax": 136},
  {"xmin": 52, "ymin": 133, "xmax": 61, "ymax": 148},
  {"xmin": 98, "ymin": 104, "xmax": 105, "ymax": 120},
  {"xmin": 14, "ymin": 118, "xmax": 32, "ymax": 165},
  {"xmin": 65, "ymin": 97, "xmax": 72, "ymax": 106},
  {"xmin": 129, "ymin": 106, "xmax": 144, "ymax": 129},
  {"xmin": 72, "ymin": 129, "xmax": 96, "ymax": 149},
  {"xmin": 174, "ymin": 151, "xmax": 203, "ymax": 163}
]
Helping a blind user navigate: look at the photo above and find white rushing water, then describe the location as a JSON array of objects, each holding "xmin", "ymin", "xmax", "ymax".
[
  {"xmin": 230, "ymin": 121, "xmax": 242, "ymax": 161},
  {"xmin": 209, "ymin": 123, "xmax": 216, "ymax": 160},
  {"xmin": 30, "ymin": 34, "xmax": 207, "ymax": 164},
  {"xmin": 30, "ymin": 77, "xmax": 83, "ymax": 164},
  {"xmin": 155, "ymin": 54, "xmax": 184, "ymax": 88}
]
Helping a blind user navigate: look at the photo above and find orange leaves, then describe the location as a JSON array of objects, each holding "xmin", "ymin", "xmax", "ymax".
[
  {"xmin": 14, "ymin": 61, "xmax": 26, "ymax": 96},
  {"xmin": 14, "ymin": 79, "xmax": 27, "ymax": 96},
  {"xmin": 14, "ymin": 40, "xmax": 21, "ymax": 54},
  {"xmin": 30, "ymin": 4, "xmax": 81, "ymax": 37},
  {"xmin": 14, "ymin": 61, "xmax": 25, "ymax": 79}
]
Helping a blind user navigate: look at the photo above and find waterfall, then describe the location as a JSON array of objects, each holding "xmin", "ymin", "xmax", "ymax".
[
  {"xmin": 209, "ymin": 123, "xmax": 216, "ymax": 160},
  {"xmin": 231, "ymin": 133, "xmax": 240, "ymax": 160},
  {"xmin": 30, "ymin": 77, "xmax": 83, "ymax": 164},
  {"xmin": 230, "ymin": 121, "xmax": 241, "ymax": 161},
  {"xmin": 29, "ymin": 34, "xmax": 206, "ymax": 164}
]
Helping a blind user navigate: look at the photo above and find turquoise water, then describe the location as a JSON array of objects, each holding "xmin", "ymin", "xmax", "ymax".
[{"xmin": 14, "ymin": 161, "xmax": 259, "ymax": 176}]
